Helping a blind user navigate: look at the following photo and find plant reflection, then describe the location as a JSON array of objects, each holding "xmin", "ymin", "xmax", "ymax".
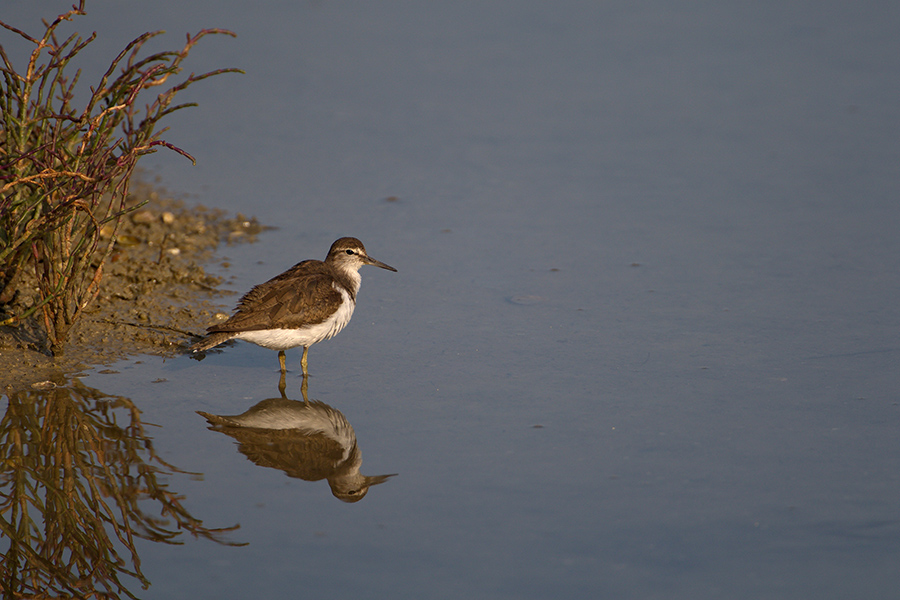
[
  {"xmin": 198, "ymin": 386, "xmax": 396, "ymax": 503},
  {"xmin": 0, "ymin": 379, "xmax": 243, "ymax": 599}
]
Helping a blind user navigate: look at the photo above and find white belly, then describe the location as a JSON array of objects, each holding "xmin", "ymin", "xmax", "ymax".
[{"xmin": 236, "ymin": 287, "xmax": 356, "ymax": 351}]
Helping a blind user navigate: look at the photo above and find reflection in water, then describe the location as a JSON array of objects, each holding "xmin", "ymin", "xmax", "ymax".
[
  {"xmin": 198, "ymin": 390, "xmax": 396, "ymax": 502},
  {"xmin": 0, "ymin": 380, "xmax": 242, "ymax": 599}
]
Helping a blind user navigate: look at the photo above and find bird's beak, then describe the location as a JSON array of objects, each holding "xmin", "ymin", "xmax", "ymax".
[
  {"xmin": 364, "ymin": 255, "xmax": 397, "ymax": 272},
  {"xmin": 366, "ymin": 473, "xmax": 398, "ymax": 486}
]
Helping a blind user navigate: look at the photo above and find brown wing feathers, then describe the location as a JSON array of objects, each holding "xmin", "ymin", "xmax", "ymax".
[{"xmin": 208, "ymin": 261, "xmax": 342, "ymax": 333}]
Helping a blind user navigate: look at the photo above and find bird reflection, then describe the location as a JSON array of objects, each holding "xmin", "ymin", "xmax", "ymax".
[{"xmin": 197, "ymin": 395, "xmax": 396, "ymax": 502}]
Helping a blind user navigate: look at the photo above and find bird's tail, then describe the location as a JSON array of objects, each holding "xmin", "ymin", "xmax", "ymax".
[
  {"xmin": 196, "ymin": 410, "xmax": 241, "ymax": 427},
  {"xmin": 189, "ymin": 332, "xmax": 235, "ymax": 353}
]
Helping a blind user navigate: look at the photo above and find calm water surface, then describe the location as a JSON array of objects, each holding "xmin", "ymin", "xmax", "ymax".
[{"xmin": 2, "ymin": 1, "xmax": 899, "ymax": 598}]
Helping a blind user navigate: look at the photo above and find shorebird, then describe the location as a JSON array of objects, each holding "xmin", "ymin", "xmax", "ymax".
[
  {"xmin": 197, "ymin": 397, "xmax": 396, "ymax": 502},
  {"xmin": 190, "ymin": 237, "xmax": 396, "ymax": 374}
]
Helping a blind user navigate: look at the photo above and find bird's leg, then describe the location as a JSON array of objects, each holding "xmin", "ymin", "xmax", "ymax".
[
  {"xmin": 300, "ymin": 372, "xmax": 309, "ymax": 404},
  {"xmin": 278, "ymin": 350, "xmax": 286, "ymax": 373},
  {"xmin": 300, "ymin": 346, "xmax": 309, "ymax": 376},
  {"xmin": 278, "ymin": 370, "xmax": 287, "ymax": 398}
]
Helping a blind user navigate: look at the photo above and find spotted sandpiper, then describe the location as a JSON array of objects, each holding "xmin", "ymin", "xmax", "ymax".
[
  {"xmin": 197, "ymin": 397, "xmax": 396, "ymax": 502},
  {"xmin": 190, "ymin": 237, "xmax": 396, "ymax": 374}
]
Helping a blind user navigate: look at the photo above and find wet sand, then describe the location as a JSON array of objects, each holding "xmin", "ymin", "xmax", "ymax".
[{"xmin": 0, "ymin": 179, "xmax": 268, "ymax": 391}]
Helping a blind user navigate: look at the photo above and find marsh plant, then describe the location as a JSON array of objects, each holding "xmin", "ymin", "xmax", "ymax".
[
  {"xmin": 0, "ymin": 382, "xmax": 244, "ymax": 599},
  {"xmin": 0, "ymin": 1, "xmax": 241, "ymax": 353}
]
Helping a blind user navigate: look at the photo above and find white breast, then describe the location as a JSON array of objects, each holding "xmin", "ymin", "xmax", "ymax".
[{"xmin": 236, "ymin": 285, "xmax": 356, "ymax": 351}]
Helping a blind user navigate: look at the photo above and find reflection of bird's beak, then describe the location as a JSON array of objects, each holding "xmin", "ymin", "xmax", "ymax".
[
  {"xmin": 364, "ymin": 255, "xmax": 397, "ymax": 272},
  {"xmin": 366, "ymin": 473, "xmax": 398, "ymax": 486}
]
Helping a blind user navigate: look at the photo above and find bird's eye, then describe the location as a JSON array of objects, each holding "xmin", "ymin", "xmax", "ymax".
[{"xmin": 345, "ymin": 249, "xmax": 354, "ymax": 255}]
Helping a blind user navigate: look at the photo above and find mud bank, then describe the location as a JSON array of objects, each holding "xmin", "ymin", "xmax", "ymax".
[{"xmin": 0, "ymin": 180, "xmax": 269, "ymax": 391}]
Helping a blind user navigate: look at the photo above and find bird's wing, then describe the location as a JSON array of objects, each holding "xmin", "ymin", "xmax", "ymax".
[{"xmin": 209, "ymin": 261, "xmax": 343, "ymax": 332}]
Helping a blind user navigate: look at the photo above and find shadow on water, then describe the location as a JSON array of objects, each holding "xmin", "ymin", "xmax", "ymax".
[
  {"xmin": 0, "ymin": 379, "xmax": 243, "ymax": 599},
  {"xmin": 197, "ymin": 374, "xmax": 397, "ymax": 503}
]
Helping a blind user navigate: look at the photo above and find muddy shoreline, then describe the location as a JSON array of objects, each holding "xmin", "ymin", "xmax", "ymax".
[{"xmin": 0, "ymin": 180, "xmax": 268, "ymax": 391}]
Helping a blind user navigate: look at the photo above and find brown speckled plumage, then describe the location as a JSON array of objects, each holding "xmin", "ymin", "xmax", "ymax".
[{"xmin": 189, "ymin": 237, "xmax": 396, "ymax": 373}]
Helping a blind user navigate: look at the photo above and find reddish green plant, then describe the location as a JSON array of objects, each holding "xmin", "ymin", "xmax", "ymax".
[
  {"xmin": 1, "ymin": 382, "xmax": 245, "ymax": 598},
  {"xmin": 0, "ymin": 1, "xmax": 241, "ymax": 353}
]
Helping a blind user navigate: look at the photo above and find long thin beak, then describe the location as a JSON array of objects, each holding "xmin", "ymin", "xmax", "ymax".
[
  {"xmin": 364, "ymin": 255, "xmax": 397, "ymax": 272},
  {"xmin": 366, "ymin": 473, "xmax": 398, "ymax": 486}
]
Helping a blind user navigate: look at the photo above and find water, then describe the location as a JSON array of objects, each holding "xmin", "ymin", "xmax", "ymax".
[{"xmin": 2, "ymin": 2, "xmax": 899, "ymax": 598}]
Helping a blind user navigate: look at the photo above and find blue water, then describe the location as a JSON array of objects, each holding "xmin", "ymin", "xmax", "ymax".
[{"xmin": 3, "ymin": 2, "xmax": 899, "ymax": 598}]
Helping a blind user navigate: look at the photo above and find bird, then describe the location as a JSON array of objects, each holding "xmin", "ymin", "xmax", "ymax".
[
  {"xmin": 189, "ymin": 237, "xmax": 396, "ymax": 375},
  {"xmin": 197, "ymin": 397, "xmax": 396, "ymax": 502}
]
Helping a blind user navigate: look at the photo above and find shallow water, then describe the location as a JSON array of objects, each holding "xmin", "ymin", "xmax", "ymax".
[{"xmin": 3, "ymin": 2, "xmax": 900, "ymax": 598}]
